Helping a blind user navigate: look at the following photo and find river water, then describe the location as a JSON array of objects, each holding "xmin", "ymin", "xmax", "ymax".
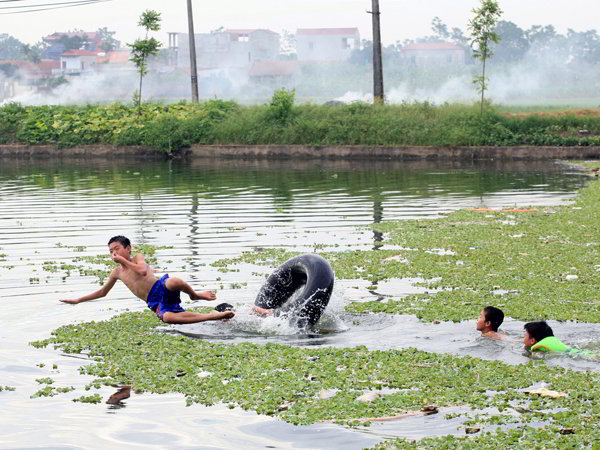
[{"xmin": 0, "ymin": 157, "xmax": 598, "ymax": 449}]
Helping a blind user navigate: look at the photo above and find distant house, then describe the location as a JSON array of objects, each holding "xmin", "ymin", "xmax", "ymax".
[
  {"xmin": 96, "ymin": 51, "xmax": 132, "ymax": 69},
  {"xmin": 296, "ymin": 28, "xmax": 360, "ymax": 62},
  {"xmin": 43, "ymin": 32, "xmax": 108, "ymax": 60},
  {"xmin": 248, "ymin": 60, "xmax": 299, "ymax": 88},
  {"xmin": 0, "ymin": 59, "xmax": 60, "ymax": 100},
  {"xmin": 57, "ymin": 49, "xmax": 98, "ymax": 75},
  {"xmin": 168, "ymin": 29, "xmax": 279, "ymax": 69},
  {"xmin": 402, "ymin": 42, "xmax": 465, "ymax": 65}
]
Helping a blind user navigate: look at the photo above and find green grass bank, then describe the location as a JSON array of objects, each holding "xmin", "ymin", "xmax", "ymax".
[{"xmin": 3, "ymin": 91, "xmax": 600, "ymax": 153}]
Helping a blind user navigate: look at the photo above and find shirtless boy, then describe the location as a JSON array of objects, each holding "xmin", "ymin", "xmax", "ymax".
[
  {"xmin": 475, "ymin": 306, "xmax": 505, "ymax": 339},
  {"xmin": 60, "ymin": 235, "xmax": 234, "ymax": 324}
]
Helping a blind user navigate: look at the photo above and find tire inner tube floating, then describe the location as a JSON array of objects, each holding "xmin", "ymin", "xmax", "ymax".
[{"xmin": 255, "ymin": 254, "xmax": 334, "ymax": 328}]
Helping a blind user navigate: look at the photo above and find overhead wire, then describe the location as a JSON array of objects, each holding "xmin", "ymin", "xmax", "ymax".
[
  {"xmin": 0, "ymin": 0, "xmax": 110, "ymax": 14},
  {"xmin": 0, "ymin": 0, "xmax": 105, "ymax": 8}
]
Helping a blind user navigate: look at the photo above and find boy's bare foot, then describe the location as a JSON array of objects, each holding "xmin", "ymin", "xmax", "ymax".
[
  {"xmin": 251, "ymin": 305, "xmax": 274, "ymax": 316},
  {"xmin": 191, "ymin": 290, "xmax": 217, "ymax": 301}
]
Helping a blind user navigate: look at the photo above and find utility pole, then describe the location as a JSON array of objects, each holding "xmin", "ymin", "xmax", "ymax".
[
  {"xmin": 369, "ymin": 0, "xmax": 384, "ymax": 104},
  {"xmin": 186, "ymin": 0, "xmax": 199, "ymax": 103}
]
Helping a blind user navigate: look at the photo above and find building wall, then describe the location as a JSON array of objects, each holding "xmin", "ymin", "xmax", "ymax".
[
  {"xmin": 172, "ymin": 31, "xmax": 279, "ymax": 69},
  {"xmin": 60, "ymin": 55, "xmax": 97, "ymax": 72},
  {"xmin": 404, "ymin": 49, "xmax": 465, "ymax": 65},
  {"xmin": 296, "ymin": 33, "xmax": 359, "ymax": 62}
]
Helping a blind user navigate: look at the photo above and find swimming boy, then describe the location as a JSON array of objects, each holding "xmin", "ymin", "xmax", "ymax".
[
  {"xmin": 523, "ymin": 321, "xmax": 580, "ymax": 354},
  {"xmin": 59, "ymin": 235, "xmax": 234, "ymax": 324},
  {"xmin": 476, "ymin": 306, "xmax": 505, "ymax": 339}
]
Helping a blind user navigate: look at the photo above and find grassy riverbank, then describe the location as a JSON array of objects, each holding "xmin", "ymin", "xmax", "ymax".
[
  {"xmin": 29, "ymin": 162, "xmax": 600, "ymax": 447},
  {"xmin": 2, "ymin": 93, "xmax": 600, "ymax": 152}
]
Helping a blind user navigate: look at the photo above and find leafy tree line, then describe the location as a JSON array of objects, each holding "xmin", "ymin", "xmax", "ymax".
[
  {"xmin": 0, "ymin": 27, "xmax": 120, "ymax": 63},
  {"xmin": 350, "ymin": 18, "xmax": 600, "ymax": 66}
]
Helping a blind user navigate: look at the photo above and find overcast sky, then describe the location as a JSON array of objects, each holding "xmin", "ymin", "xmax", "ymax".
[{"xmin": 1, "ymin": 0, "xmax": 598, "ymax": 46}]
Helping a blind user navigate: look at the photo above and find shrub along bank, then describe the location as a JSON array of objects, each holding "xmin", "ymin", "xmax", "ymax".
[{"xmin": 2, "ymin": 91, "xmax": 600, "ymax": 153}]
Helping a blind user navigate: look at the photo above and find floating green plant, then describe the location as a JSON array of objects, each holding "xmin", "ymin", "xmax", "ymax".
[
  {"xmin": 73, "ymin": 394, "xmax": 102, "ymax": 404},
  {"xmin": 30, "ymin": 309, "xmax": 600, "ymax": 447},
  {"xmin": 31, "ymin": 386, "xmax": 56, "ymax": 398}
]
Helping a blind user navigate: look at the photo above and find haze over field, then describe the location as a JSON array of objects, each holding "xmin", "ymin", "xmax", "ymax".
[
  {"xmin": 0, "ymin": 0, "xmax": 599, "ymax": 106},
  {"xmin": 0, "ymin": 0, "xmax": 597, "ymax": 47}
]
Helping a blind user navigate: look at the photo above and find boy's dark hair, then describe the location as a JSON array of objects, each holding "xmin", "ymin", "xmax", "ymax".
[
  {"xmin": 524, "ymin": 321, "xmax": 554, "ymax": 342},
  {"xmin": 483, "ymin": 306, "xmax": 504, "ymax": 331},
  {"xmin": 108, "ymin": 235, "xmax": 131, "ymax": 248}
]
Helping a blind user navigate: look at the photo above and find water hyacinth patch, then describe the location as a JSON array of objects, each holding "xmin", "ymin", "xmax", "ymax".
[{"xmin": 30, "ymin": 309, "xmax": 600, "ymax": 445}]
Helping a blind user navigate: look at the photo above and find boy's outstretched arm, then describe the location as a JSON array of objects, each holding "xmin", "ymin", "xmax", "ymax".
[{"xmin": 60, "ymin": 271, "xmax": 118, "ymax": 304}]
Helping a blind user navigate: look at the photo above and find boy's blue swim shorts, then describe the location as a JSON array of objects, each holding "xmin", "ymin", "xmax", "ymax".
[{"xmin": 147, "ymin": 274, "xmax": 185, "ymax": 321}]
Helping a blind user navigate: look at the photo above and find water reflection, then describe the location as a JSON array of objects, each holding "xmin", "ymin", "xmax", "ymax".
[{"xmin": 0, "ymin": 156, "xmax": 592, "ymax": 448}]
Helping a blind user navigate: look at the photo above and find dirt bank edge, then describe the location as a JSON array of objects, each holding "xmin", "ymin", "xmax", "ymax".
[{"xmin": 2, "ymin": 143, "xmax": 600, "ymax": 160}]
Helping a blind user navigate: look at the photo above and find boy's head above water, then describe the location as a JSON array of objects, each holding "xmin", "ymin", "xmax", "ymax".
[
  {"xmin": 523, "ymin": 320, "xmax": 554, "ymax": 349},
  {"xmin": 108, "ymin": 235, "xmax": 132, "ymax": 258},
  {"xmin": 476, "ymin": 306, "xmax": 504, "ymax": 334}
]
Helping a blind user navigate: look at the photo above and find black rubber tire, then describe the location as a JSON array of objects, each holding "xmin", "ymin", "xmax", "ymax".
[{"xmin": 255, "ymin": 254, "xmax": 334, "ymax": 328}]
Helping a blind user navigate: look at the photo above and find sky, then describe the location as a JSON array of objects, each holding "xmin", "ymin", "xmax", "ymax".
[{"xmin": 0, "ymin": 0, "xmax": 599, "ymax": 47}]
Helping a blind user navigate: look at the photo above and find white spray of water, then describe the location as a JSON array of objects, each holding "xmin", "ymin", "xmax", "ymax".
[{"xmin": 228, "ymin": 284, "xmax": 348, "ymax": 336}]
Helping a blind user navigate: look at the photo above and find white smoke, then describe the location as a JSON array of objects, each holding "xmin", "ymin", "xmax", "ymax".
[{"xmin": 3, "ymin": 34, "xmax": 599, "ymax": 107}]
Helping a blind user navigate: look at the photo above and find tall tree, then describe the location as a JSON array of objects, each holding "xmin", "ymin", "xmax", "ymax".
[
  {"xmin": 468, "ymin": 0, "xmax": 502, "ymax": 114},
  {"xmin": 128, "ymin": 10, "xmax": 161, "ymax": 113},
  {"xmin": 431, "ymin": 17, "xmax": 450, "ymax": 40},
  {"xmin": 279, "ymin": 29, "xmax": 297, "ymax": 59},
  {"xmin": 493, "ymin": 20, "xmax": 529, "ymax": 63},
  {"xmin": 22, "ymin": 43, "xmax": 43, "ymax": 63},
  {"xmin": 0, "ymin": 34, "xmax": 27, "ymax": 60},
  {"xmin": 96, "ymin": 27, "xmax": 119, "ymax": 52},
  {"xmin": 56, "ymin": 34, "xmax": 88, "ymax": 52}
]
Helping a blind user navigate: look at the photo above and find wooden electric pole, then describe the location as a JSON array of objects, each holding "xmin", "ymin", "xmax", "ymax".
[
  {"xmin": 186, "ymin": 0, "xmax": 199, "ymax": 103},
  {"xmin": 369, "ymin": 0, "xmax": 384, "ymax": 104}
]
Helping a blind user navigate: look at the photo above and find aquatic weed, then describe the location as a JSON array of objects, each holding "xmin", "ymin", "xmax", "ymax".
[{"xmin": 31, "ymin": 310, "xmax": 600, "ymax": 437}]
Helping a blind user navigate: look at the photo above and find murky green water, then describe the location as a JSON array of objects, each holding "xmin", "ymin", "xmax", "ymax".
[{"xmin": 0, "ymin": 157, "xmax": 593, "ymax": 448}]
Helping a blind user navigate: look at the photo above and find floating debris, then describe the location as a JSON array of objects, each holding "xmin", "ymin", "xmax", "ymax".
[
  {"xmin": 523, "ymin": 387, "xmax": 567, "ymax": 398},
  {"xmin": 356, "ymin": 392, "xmax": 382, "ymax": 402}
]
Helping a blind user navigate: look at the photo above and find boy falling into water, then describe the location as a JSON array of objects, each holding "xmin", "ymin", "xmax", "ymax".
[
  {"xmin": 475, "ymin": 306, "xmax": 505, "ymax": 339},
  {"xmin": 60, "ymin": 236, "xmax": 234, "ymax": 323}
]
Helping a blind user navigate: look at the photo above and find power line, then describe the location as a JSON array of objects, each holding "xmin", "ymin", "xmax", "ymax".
[
  {"xmin": 0, "ymin": 0, "xmax": 110, "ymax": 14},
  {"xmin": 0, "ymin": 0, "xmax": 104, "ymax": 9}
]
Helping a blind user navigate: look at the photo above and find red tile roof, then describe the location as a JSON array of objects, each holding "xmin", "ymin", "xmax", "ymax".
[
  {"xmin": 403, "ymin": 42, "xmax": 464, "ymax": 51},
  {"xmin": 0, "ymin": 59, "xmax": 59, "ymax": 76},
  {"xmin": 296, "ymin": 28, "xmax": 359, "ymax": 35}
]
